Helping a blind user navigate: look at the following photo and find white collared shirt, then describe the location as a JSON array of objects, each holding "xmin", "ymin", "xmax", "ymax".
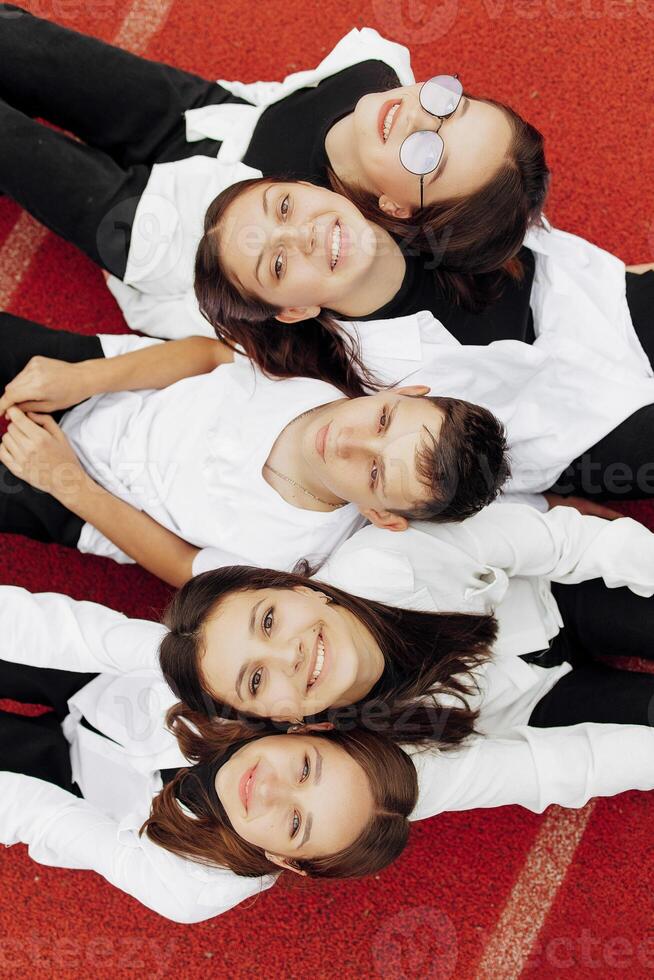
[{"xmin": 59, "ymin": 355, "xmax": 364, "ymax": 568}]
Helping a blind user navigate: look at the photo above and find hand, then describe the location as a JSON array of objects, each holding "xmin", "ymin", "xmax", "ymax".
[
  {"xmin": 544, "ymin": 493, "xmax": 623, "ymax": 521},
  {"xmin": 0, "ymin": 357, "xmax": 93, "ymax": 415},
  {"xmin": 0, "ymin": 408, "xmax": 86, "ymax": 498}
]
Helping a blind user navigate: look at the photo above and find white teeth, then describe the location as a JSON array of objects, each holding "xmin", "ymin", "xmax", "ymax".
[
  {"xmin": 308, "ymin": 635, "xmax": 325, "ymax": 688},
  {"xmin": 383, "ymin": 102, "xmax": 400, "ymax": 142},
  {"xmin": 330, "ymin": 223, "xmax": 341, "ymax": 270}
]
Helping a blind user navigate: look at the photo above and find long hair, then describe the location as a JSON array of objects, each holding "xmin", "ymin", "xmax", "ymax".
[
  {"xmin": 142, "ymin": 724, "xmax": 417, "ymax": 879},
  {"xmin": 194, "ymin": 177, "xmax": 381, "ymax": 398},
  {"xmin": 158, "ymin": 566, "xmax": 498, "ymax": 748},
  {"xmin": 330, "ymin": 97, "xmax": 550, "ymax": 311}
]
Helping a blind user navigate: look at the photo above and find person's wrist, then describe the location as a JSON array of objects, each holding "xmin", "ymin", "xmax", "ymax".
[{"xmin": 74, "ymin": 358, "xmax": 106, "ymax": 401}]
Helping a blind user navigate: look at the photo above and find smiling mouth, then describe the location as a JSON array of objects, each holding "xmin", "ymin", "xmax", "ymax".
[
  {"xmin": 380, "ymin": 100, "xmax": 401, "ymax": 143},
  {"xmin": 307, "ymin": 630, "xmax": 326, "ymax": 690},
  {"xmin": 330, "ymin": 220, "xmax": 342, "ymax": 271}
]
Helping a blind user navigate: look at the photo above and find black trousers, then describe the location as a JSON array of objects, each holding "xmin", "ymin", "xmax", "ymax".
[
  {"xmin": 0, "ymin": 658, "xmax": 96, "ymax": 792},
  {"xmin": 0, "ymin": 312, "xmax": 103, "ymax": 546},
  {"xmin": 529, "ymin": 579, "xmax": 654, "ymax": 727},
  {"xmin": 0, "ymin": 3, "xmax": 245, "ymax": 277}
]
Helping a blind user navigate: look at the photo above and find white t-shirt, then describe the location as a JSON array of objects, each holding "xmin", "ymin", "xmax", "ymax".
[{"xmin": 60, "ymin": 357, "xmax": 365, "ymax": 570}]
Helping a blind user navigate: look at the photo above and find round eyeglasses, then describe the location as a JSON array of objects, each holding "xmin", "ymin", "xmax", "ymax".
[{"xmin": 398, "ymin": 75, "xmax": 464, "ymax": 209}]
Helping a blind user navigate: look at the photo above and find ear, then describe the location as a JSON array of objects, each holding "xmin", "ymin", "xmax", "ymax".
[
  {"xmin": 394, "ymin": 384, "xmax": 431, "ymax": 397},
  {"xmin": 287, "ymin": 721, "xmax": 335, "ymax": 734},
  {"xmin": 361, "ymin": 507, "xmax": 409, "ymax": 532},
  {"xmin": 265, "ymin": 852, "xmax": 309, "ymax": 876},
  {"xmin": 378, "ymin": 194, "xmax": 413, "ymax": 220},
  {"xmin": 274, "ymin": 306, "xmax": 322, "ymax": 324}
]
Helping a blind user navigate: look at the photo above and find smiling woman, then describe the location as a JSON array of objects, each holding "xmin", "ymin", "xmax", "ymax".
[
  {"xmin": 144, "ymin": 724, "xmax": 417, "ymax": 878},
  {"xmin": 159, "ymin": 565, "xmax": 496, "ymax": 740}
]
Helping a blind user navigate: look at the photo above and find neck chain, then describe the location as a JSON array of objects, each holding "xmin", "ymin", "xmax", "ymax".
[{"xmin": 265, "ymin": 405, "xmax": 346, "ymax": 509}]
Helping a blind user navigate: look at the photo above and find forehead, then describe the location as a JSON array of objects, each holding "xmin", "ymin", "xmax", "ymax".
[
  {"xmin": 299, "ymin": 737, "xmax": 373, "ymax": 855},
  {"xmin": 384, "ymin": 400, "xmax": 442, "ymax": 508}
]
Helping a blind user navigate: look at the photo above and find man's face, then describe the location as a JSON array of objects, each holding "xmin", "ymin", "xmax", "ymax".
[{"xmin": 301, "ymin": 387, "xmax": 444, "ymax": 528}]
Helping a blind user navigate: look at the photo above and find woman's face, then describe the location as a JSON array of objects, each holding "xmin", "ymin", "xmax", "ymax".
[
  {"xmin": 347, "ymin": 84, "xmax": 513, "ymax": 215},
  {"xmin": 200, "ymin": 585, "xmax": 385, "ymax": 722},
  {"xmin": 218, "ymin": 180, "xmax": 380, "ymax": 316},
  {"xmin": 215, "ymin": 734, "xmax": 374, "ymax": 865}
]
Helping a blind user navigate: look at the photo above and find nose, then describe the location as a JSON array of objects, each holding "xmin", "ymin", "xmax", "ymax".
[
  {"xmin": 269, "ymin": 638, "xmax": 306, "ymax": 678},
  {"xmin": 276, "ymin": 220, "xmax": 315, "ymax": 254},
  {"xmin": 336, "ymin": 427, "xmax": 380, "ymax": 458}
]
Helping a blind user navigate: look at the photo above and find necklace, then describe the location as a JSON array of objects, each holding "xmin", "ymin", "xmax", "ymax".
[
  {"xmin": 264, "ymin": 403, "xmax": 346, "ymax": 509},
  {"xmin": 264, "ymin": 462, "xmax": 345, "ymax": 509}
]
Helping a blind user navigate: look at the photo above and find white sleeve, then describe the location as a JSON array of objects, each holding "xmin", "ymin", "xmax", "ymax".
[
  {"xmin": 445, "ymin": 503, "xmax": 654, "ymax": 596},
  {"xmin": 105, "ymin": 278, "xmax": 215, "ymax": 341},
  {"xmin": 410, "ymin": 723, "xmax": 654, "ymax": 819},
  {"xmin": 0, "ymin": 586, "xmax": 166, "ymax": 673},
  {"xmin": 498, "ymin": 491, "xmax": 549, "ymax": 513},
  {"xmin": 0, "ymin": 773, "xmax": 272, "ymax": 923}
]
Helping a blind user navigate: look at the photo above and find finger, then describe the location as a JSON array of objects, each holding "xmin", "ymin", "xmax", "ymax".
[
  {"xmin": 2, "ymin": 430, "xmax": 23, "ymax": 459},
  {"xmin": 27, "ymin": 412, "xmax": 61, "ymax": 435},
  {"xmin": 5, "ymin": 406, "xmax": 42, "ymax": 438},
  {"xmin": 0, "ymin": 443, "xmax": 21, "ymax": 476},
  {"xmin": 15, "ymin": 401, "xmax": 50, "ymax": 414}
]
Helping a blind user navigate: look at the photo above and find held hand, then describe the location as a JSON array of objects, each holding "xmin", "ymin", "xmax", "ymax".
[
  {"xmin": 0, "ymin": 357, "xmax": 92, "ymax": 415},
  {"xmin": 544, "ymin": 493, "xmax": 623, "ymax": 521},
  {"xmin": 0, "ymin": 408, "xmax": 86, "ymax": 497}
]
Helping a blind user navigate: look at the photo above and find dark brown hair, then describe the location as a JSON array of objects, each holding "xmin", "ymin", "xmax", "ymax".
[
  {"xmin": 159, "ymin": 565, "xmax": 498, "ymax": 747},
  {"xmin": 397, "ymin": 395, "xmax": 511, "ymax": 523},
  {"xmin": 329, "ymin": 97, "xmax": 549, "ymax": 311},
  {"xmin": 195, "ymin": 177, "xmax": 379, "ymax": 398},
  {"xmin": 143, "ymin": 724, "xmax": 417, "ymax": 879}
]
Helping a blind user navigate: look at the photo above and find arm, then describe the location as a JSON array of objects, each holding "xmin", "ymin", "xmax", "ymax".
[
  {"xmin": 410, "ymin": 723, "xmax": 654, "ymax": 819},
  {"xmin": 0, "ymin": 336, "xmax": 234, "ymax": 415},
  {"xmin": 423, "ymin": 501, "xmax": 654, "ymax": 596},
  {"xmin": 0, "ymin": 409, "xmax": 198, "ymax": 588},
  {"xmin": 0, "ymin": 773, "xmax": 272, "ymax": 923},
  {"xmin": 0, "ymin": 586, "xmax": 166, "ymax": 673}
]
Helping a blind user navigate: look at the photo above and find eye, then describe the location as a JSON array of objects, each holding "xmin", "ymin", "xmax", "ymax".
[
  {"xmin": 262, "ymin": 607, "xmax": 275, "ymax": 636},
  {"xmin": 273, "ymin": 252, "xmax": 285, "ymax": 280},
  {"xmin": 249, "ymin": 668, "xmax": 263, "ymax": 696},
  {"xmin": 300, "ymin": 754, "xmax": 311, "ymax": 783},
  {"xmin": 370, "ymin": 462, "xmax": 378, "ymax": 487},
  {"xmin": 280, "ymin": 194, "xmax": 290, "ymax": 218},
  {"xmin": 291, "ymin": 810, "xmax": 301, "ymax": 839},
  {"xmin": 379, "ymin": 410, "xmax": 387, "ymax": 430}
]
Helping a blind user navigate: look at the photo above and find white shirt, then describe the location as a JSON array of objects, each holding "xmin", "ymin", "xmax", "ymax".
[
  {"xmin": 0, "ymin": 587, "xmax": 276, "ymax": 923},
  {"xmin": 319, "ymin": 502, "xmax": 654, "ymax": 816},
  {"xmin": 59, "ymin": 355, "xmax": 364, "ymax": 568}
]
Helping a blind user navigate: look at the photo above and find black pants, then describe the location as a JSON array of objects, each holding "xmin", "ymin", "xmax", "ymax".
[
  {"xmin": 0, "ymin": 312, "xmax": 103, "ymax": 546},
  {"xmin": 0, "ymin": 658, "xmax": 96, "ymax": 792},
  {"xmin": 0, "ymin": 3, "xmax": 245, "ymax": 276},
  {"xmin": 529, "ymin": 578, "xmax": 654, "ymax": 727}
]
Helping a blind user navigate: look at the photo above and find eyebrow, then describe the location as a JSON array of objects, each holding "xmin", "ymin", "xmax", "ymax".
[
  {"xmin": 235, "ymin": 599, "xmax": 266, "ymax": 700},
  {"xmin": 254, "ymin": 187, "xmax": 274, "ymax": 286},
  {"xmin": 378, "ymin": 401, "xmax": 400, "ymax": 498},
  {"xmin": 297, "ymin": 748, "xmax": 322, "ymax": 849}
]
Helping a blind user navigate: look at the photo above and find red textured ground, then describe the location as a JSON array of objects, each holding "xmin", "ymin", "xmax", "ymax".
[{"xmin": 1, "ymin": 1, "xmax": 653, "ymax": 978}]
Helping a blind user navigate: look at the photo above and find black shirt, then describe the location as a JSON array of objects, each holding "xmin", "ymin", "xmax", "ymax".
[
  {"xmin": 346, "ymin": 246, "xmax": 536, "ymax": 346},
  {"xmin": 243, "ymin": 60, "xmax": 400, "ymax": 185}
]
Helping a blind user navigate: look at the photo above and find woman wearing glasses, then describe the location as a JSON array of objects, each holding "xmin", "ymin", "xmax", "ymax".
[{"xmin": 0, "ymin": 7, "xmax": 546, "ymax": 331}]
